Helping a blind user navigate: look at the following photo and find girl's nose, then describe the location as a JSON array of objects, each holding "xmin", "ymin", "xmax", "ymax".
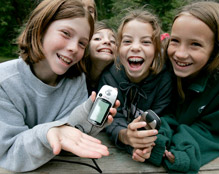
[
  {"xmin": 175, "ymin": 44, "xmax": 189, "ymax": 59},
  {"xmin": 103, "ymin": 38, "xmax": 111, "ymax": 45},
  {"xmin": 67, "ymin": 41, "xmax": 78, "ymax": 53},
  {"xmin": 131, "ymin": 42, "xmax": 141, "ymax": 52}
]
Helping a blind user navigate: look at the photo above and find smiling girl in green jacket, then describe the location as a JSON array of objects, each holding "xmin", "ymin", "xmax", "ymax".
[{"xmin": 147, "ymin": 1, "xmax": 219, "ymax": 173}]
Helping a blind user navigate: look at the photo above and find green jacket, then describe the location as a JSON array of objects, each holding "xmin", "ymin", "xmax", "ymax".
[{"xmin": 148, "ymin": 71, "xmax": 219, "ymax": 173}]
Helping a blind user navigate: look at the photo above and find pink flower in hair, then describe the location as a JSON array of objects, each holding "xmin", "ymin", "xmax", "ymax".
[{"xmin": 161, "ymin": 33, "xmax": 170, "ymax": 41}]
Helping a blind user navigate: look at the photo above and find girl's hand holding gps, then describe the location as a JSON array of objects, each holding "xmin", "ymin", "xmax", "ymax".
[
  {"xmin": 67, "ymin": 87, "xmax": 120, "ymax": 136},
  {"xmin": 118, "ymin": 116, "xmax": 158, "ymax": 149}
]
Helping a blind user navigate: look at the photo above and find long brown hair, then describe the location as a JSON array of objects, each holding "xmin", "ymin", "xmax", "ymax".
[{"xmin": 172, "ymin": 1, "xmax": 219, "ymax": 100}]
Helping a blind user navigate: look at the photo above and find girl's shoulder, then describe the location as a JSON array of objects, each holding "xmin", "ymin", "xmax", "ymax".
[
  {"xmin": 99, "ymin": 63, "xmax": 129, "ymax": 87},
  {"xmin": 102, "ymin": 63, "xmax": 124, "ymax": 77},
  {"xmin": 0, "ymin": 59, "xmax": 21, "ymax": 83},
  {"xmin": 0, "ymin": 58, "xmax": 19, "ymax": 70},
  {"xmin": 208, "ymin": 70, "xmax": 219, "ymax": 91},
  {"xmin": 150, "ymin": 65, "xmax": 174, "ymax": 84}
]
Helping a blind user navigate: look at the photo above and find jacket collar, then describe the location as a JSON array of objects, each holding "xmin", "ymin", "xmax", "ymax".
[{"xmin": 188, "ymin": 73, "xmax": 209, "ymax": 93}]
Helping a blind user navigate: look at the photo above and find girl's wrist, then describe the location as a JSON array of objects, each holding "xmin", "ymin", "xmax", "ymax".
[{"xmin": 119, "ymin": 129, "xmax": 128, "ymax": 145}]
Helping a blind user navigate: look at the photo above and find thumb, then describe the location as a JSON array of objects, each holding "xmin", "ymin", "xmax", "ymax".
[
  {"xmin": 51, "ymin": 140, "xmax": 61, "ymax": 155},
  {"xmin": 132, "ymin": 116, "xmax": 142, "ymax": 123},
  {"xmin": 47, "ymin": 130, "xmax": 62, "ymax": 155},
  {"xmin": 90, "ymin": 91, "xmax": 96, "ymax": 102},
  {"xmin": 129, "ymin": 116, "xmax": 146, "ymax": 130}
]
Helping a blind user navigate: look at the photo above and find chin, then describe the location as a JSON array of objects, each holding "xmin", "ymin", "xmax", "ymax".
[
  {"xmin": 54, "ymin": 69, "xmax": 68, "ymax": 76},
  {"xmin": 174, "ymin": 70, "xmax": 190, "ymax": 78}
]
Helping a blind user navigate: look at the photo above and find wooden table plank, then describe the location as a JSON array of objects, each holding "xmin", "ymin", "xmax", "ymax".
[{"xmin": 0, "ymin": 132, "xmax": 218, "ymax": 174}]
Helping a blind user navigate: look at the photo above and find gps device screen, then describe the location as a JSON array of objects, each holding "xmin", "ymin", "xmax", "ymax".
[{"xmin": 89, "ymin": 98, "xmax": 111, "ymax": 124}]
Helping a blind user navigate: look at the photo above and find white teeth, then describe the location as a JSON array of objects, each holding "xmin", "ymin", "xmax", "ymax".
[
  {"xmin": 128, "ymin": 58, "xmax": 143, "ymax": 63},
  {"xmin": 98, "ymin": 49, "xmax": 112, "ymax": 53},
  {"xmin": 59, "ymin": 55, "xmax": 72, "ymax": 64},
  {"xmin": 175, "ymin": 60, "xmax": 192, "ymax": 67}
]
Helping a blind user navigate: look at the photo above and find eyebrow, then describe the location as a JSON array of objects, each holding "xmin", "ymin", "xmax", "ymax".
[
  {"xmin": 122, "ymin": 34, "xmax": 152, "ymax": 39},
  {"xmin": 64, "ymin": 26, "xmax": 89, "ymax": 42},
  {"xmin": 94, "ymin": 31, "xmax": 116, "ymax": 39},
  {"xmin": 170, "ymin": 34, "xmax": 207, "ymax": 44},
  {"xmin": 88, "ymin": 6, "xmax": 94, "ymax": 9}
]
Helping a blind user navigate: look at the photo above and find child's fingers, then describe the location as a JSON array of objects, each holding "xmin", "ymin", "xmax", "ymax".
[
  {"xmin": 107, "ymin": 115, "xmax": 113, "ymax": 124},
  {"xmin": 132, "ymin": 152, "xmax": 145, "ymax": 162},
  {"xmin": 137, "ymin": 129, "xmax": 158, "ymax": 138},
  {"xmin": 142, "ymin": 146, "xmax": 153, "ymax": 154},
  {"xmin": 165, "ymin": 150, "xmax": 175, "ymax": 163},
  {"xmin": 109, "ymin": 108, "xmax": 117, "ymax": 117},
  {"xmin": 114, "ymin": 100, "xmax": 120, "ymax": 108}
]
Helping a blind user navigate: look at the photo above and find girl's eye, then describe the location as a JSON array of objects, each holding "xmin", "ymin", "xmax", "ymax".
[
  {"xmin": 93, "ymin": 37, "xmax": 101, "ymax": 41},
  {"xmin": 122, "ymin": 40, "xmax": 131, "ymax": 44},
  {"xmin": 191, "ymin": 42, "xmax": 202, "ymax": 47},
  {"xmin": 79, "ymin": 41, "xmax": 87, "ymax": 49},
  {"xmin": 142, "ymin": 40, "xmax": 152, "ymax": 44},
  {"xmin": 62, "ymin": 30, "xmax": 70, "ymax": 37},
  {"xmin": 170, "ymin": 38, "xmax": 179, "ymax": 43},
  {"xmin": 88, "ymin": 7, "xmax": 95, "ymax": 14},
  {"xmin": 110, "ymin": 40, "xmax": 116, "ymax": 44}
]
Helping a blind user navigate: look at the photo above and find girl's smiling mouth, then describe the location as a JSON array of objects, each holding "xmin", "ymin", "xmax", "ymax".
[
  {"xmin": 97, "ymin": 48, "xmax": 113, "ymax": 54},
  {"xmin": 128, "ymin": 56, "xmax": 144, "ymax": 69},
  {"xmin": 174, "ymin": 59, "xmax": 193, "ymax": 67},
  {"xmin": 57, "ymin": 53, "xmax": 73, "ymax": 65}
]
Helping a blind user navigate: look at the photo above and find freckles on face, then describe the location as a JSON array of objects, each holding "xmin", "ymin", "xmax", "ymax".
[
  {"xmin": 41, "ymin": 17, "xmax": 90, "ymax": 76},
  {"xmin": 168, "ymin": 14, "xmax": 214, "ymax": 78}
]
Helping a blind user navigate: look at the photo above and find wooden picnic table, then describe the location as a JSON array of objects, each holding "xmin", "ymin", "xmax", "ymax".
[{"xmin": 0, "ymin": 131, "xmax": 219, "ymax": 174}]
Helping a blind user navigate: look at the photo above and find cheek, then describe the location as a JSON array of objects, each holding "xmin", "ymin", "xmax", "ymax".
[
  {"xmin": 197, "ymin": 56, "xmax": 209, "ymax": 68},
  {"xmin": 75, "ymin": 49, "xmax": 86, "ymax": 62},
  {"xmin": 144, "ymin": 45, "xmax": 156, "ymax": 60},
  {"xmin": 89, "ymin": 42, "xmax": 98, "ymax": 55},
  {"xmin": 80, "ymin": 49, "xmax": 86, "ymax": 58},
  {"xmin": 119, "ymin": 48, "xmax": 126, "ymax": 62},
  {"xmin": 118, "ymin": 50, "xmax": 126, "ymax": 66},
  {"xmin": 150, "ymin": 47, "xmax": 155, "ymax": 59},
  {"xmin": 167, "ymin": 46, "xmax": 173, "ymax": 58},
  {"xmin": 112, "ymin": 45, "xmax": 117, "ymax": 53},
  {"xmin": 89, "ymin": 46, "xmax": 96, "ymax": 57},
  {"xmin": 151, "ymin": 45, "xmax": 156, "ymax": 54},
  {"xmin": 45, "ymin": 38, "xmax": 66, "ymax": 54},
  {"xmin": 119, "ymin": 46, "xmax": 126, "ymax": 57}
]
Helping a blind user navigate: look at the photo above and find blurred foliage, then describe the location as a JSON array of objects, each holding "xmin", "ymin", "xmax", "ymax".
[
  {"xmin": 0, "ymin": 0, "xmax": 38, "ymax": 58},
  {"xmin": 96, "ymin": 0, "xmax": 195, "ymax": 31},
  {"xmin": 0, "ymin": 0, "xmax": 216, "ymax": 58}
]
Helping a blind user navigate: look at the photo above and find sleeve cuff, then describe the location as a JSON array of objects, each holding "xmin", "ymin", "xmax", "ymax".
[
  {"xmin": 111, "ymin": 127, "xmax": 134, "ymax": 155},
  {"xmin": 164, "ymin": 150, "xmax": 190, "ymax": 172},
  {"xmin": 147, "ymin": 134, "xmax": 167, "ymax": 166},
  {"xmin": 113, "ymin": 126, "xmax": 126, "ymax": 149},
  {"xmin": 36, "ymin": 119, "xmax": 68, "ymax": 150}
]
